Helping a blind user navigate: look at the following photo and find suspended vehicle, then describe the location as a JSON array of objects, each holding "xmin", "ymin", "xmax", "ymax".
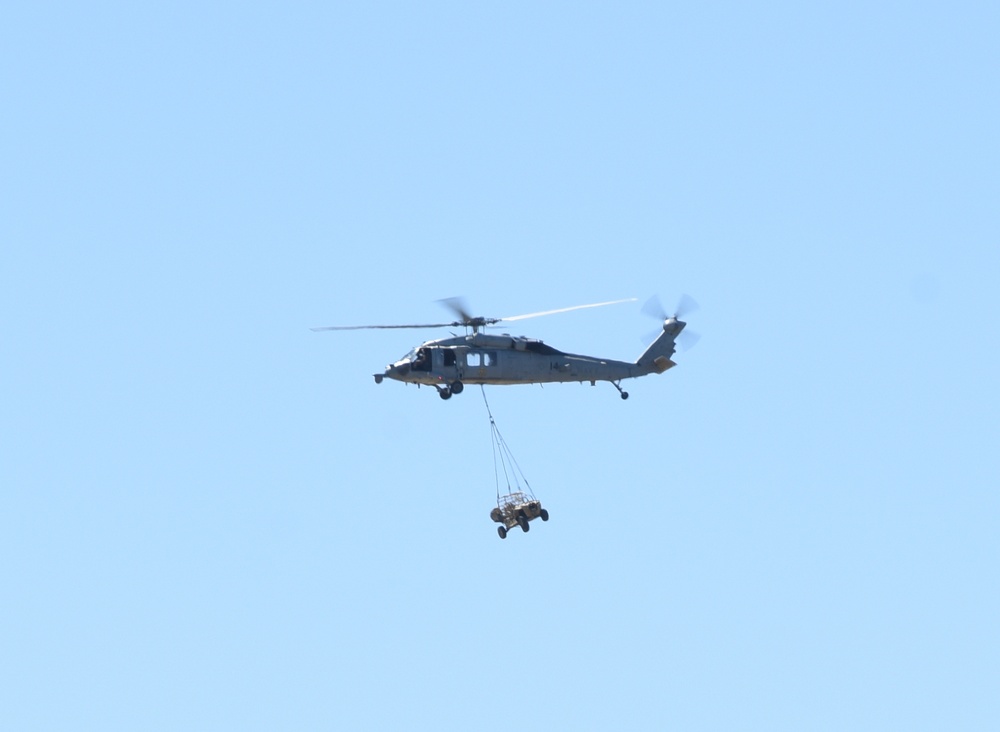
[
  {"xmin": 491, "ymin": 492, "xmax": 548, "ymax": 540},
  {"xmin": 481, "ymin": 387, "xmax": 548, "ymax": 540},
  {"xmin": 312, "ymin": 295, "xmax": 699, "ymax": 401}
]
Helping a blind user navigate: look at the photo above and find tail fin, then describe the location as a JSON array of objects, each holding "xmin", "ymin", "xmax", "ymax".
[{"xmin": 635, "ymin": 318, "xmax": 686, "ymax": 374}]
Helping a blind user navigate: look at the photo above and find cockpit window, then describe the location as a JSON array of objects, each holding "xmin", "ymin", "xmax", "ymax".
[{"xmin": 411, "ymin": 347, "xmax": 432, "ymax": 372}]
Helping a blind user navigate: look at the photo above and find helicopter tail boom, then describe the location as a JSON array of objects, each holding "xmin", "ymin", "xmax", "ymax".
[{"xmin": 635, "ymin": 318, "xmax": 685, "ymax": 374}]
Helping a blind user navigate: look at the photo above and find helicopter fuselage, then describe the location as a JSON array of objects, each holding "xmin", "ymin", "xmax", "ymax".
[{"xmin": 375, "ymin": 320, "xmax": 684, "ymax": 400}]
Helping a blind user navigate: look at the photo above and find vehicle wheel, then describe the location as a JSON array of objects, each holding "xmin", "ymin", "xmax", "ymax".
[
  {"xmin": 519, "ymin": 517, "xmax": 530, "ymax": 532},
  {"xmin": 438, "ymin": 388, "xmax": 452, "ymax": 400},
  {"xmin": 540, "ymin": 508, "xmax": 549, "ymax": 521},
  {"xmin": 450, "ymin": 380, "xmax": 464, "ymax": 395},
  {"xmin": 498, "ymin": 526, "xmax": 507, "ymax": 539},
  {"xmin": 620, "ymin": 391, "xmax": 629, "ymax": 400}
]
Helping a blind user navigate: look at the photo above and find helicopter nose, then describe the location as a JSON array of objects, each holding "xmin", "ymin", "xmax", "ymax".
[{"xmin": 385, "ymin": 360, "xmax": 411, "ymax": 380}]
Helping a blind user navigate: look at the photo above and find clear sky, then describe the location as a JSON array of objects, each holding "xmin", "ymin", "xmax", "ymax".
[{"xmin": 3, "ymin": 2, "xmax": 998, "ymax": 730}]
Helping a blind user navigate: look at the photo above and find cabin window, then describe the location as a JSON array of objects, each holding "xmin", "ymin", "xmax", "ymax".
[
  {"xmin": 443, "ymin": 349, "xmax": 456, "ymax": 367},
  {"xmin": 467, "ymin": 351, "xmax": 497, "ymax": 368}
]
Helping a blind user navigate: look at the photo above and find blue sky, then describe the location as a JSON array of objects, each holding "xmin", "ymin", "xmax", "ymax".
[{"xmin": 3, "ymin": 2, "xmax": 998, "ymax": 729}]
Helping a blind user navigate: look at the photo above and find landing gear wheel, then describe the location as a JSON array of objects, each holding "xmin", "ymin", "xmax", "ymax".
[
  {"xmin": 438, "ymin": 387, "xmax": 452, "ymax": 400},
  {"xmin": 540, "ymin": 508, "xmax": 549, "ymax": 521},
  {"xmin": 450, "ymin": 380, "xmax": 464, "ymax": 395},
  {"xmin": 498, "ymin": 526, "xmax": 507, "ymax": 539},
  {"xmin": 620, "ymin": 391, "xmax": 629, "ymax": 400}
]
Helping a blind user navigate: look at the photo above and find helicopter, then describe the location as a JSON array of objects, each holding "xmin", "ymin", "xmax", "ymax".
[{"xmin": 311, "ymin": 295, "xmax": 698, "ymax": 401}]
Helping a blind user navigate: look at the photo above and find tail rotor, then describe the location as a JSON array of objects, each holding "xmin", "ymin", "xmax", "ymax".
[{"xmin": 641, "ymin": 294, "xmax": 701, "ymax": 350}]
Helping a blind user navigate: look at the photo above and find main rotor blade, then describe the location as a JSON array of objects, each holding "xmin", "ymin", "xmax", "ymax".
[
  {"xmin": 310, "ymin": 322, "xmax": 457, "ymax": 331},
  {"xmin": 499, "ymin": 298, "xmax": 638, "ymax": 323},
  {"xmin": 312, "ymin": 295, "xmax": 644, "ymax": 332},
  {"xmin": 437, "ymin": 296, "xmax": 475, "ymax": 324}
]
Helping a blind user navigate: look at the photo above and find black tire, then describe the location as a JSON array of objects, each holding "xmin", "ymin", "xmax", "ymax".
[
  {"xmin": 540, "ymin": 508, "xmax": 549, "ymax": 521},
  {"xmin": 519, "ymin": 517, "xmax": 530, "ymax": 533},
  {"xmin": 438, "ymin": 388, "xmax": 452, "ymax": 400},
  {"xmin": 621, "ymin": 391, "xmax": 629, "ymax": 400},
  {"xmin": 498, "ymin": 526, "xmax": 507, "ymax": 539},
  {"xmin": 450, "ymin": 380, "xmax": 464, "ymax": 394}
]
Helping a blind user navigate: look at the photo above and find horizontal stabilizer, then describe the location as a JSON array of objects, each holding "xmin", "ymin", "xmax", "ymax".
[{"xmin": 652, "ymin": 356, "xmax": 676, "ymax": 373}]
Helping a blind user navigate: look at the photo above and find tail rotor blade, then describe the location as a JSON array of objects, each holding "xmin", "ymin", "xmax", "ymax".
[
  {"xmin": 678, "ymin": 329, "xmax": 701, "ymax": 351},
  {"xmin": 643, "ymin": 293, "xmax": 698, "ymax": 319},
  {"xmin": 641, "ymin": 295, "xmax": 667, "ymax": 321},
  {"xmin": 675, "ymin": 294, "xmax": 699, "ymax": 319}
]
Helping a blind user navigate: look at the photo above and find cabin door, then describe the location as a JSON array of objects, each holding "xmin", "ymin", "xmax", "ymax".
[{"xmin": 466, "ymin": 350, "xmax": 500, "ymax": 380}]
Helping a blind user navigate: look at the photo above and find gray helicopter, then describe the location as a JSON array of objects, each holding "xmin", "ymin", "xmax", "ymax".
[{"xmin": 312, "ymin": 295, "xmax": 698, "ymax": 400}]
